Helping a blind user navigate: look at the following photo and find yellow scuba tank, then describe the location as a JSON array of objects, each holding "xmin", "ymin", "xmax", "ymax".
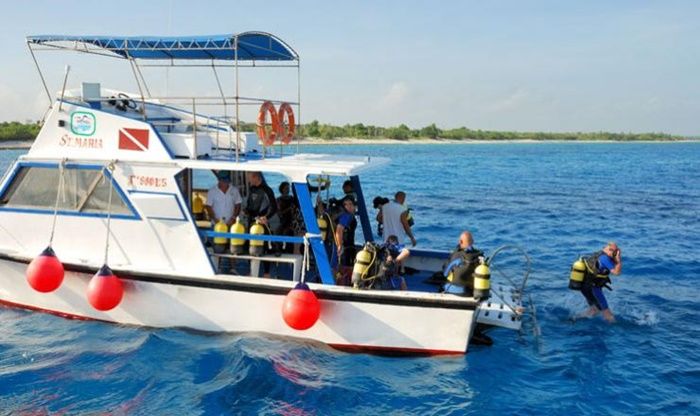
[
  {"xmin": 351, "ymin": 246, "xmax": 374, "ymax": 288},
  {"xmin": 213, "ymin": 218, "xmax": 228, "ymax": 246},
  {"xmin": 569, "ymin": 258, "xmax": 586, "ymax": 290},
  {"xmin": 317, "ymin": 215, "xmax": 328, "ymax": 241},
  {"xmin": 192, "ymin": 193, "xmax": 204, "ymax": 220},
  {"xmin": 249, "ymin": 220, "xmax": 265, "ymax": 256},
  {"xmin": 473, "ymin": 260, "xmax": 491, "ymax": 300},
  {"xmin": 230, "ymin": 217, "xmax": 246, "ymax": 254},
  {"xmin": 403, "ymin": 203, "xmax": 414, "ymax": 227}
]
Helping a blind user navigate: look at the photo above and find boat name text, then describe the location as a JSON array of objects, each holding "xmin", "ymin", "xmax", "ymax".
[
  {"xmin": 128, "ymin": 175, "xmax": 168, "ymax": 188},
  {"xmin": 59, "ymin": 134, "xmax": 104, "ymax": 149}
]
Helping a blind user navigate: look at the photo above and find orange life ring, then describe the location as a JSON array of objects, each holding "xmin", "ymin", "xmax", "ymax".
[
  {"xmin": 277, "ymin": 103, "xmax": 296, "ymax": 144},
  {"xmin": 256, "ymin": 101, "xmax": 280, "ymax": 146}
]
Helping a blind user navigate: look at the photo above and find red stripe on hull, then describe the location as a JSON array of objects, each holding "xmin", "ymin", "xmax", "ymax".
[
  {"xmin": 0, "ymin": 298, "xmax": 106, "ymax": 323},
  {"xmin": 329, "ymin": 343, "xmax": 465, "ymax": 356}
]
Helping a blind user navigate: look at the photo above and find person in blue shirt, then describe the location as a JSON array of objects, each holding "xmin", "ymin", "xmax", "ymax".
[
  {"xmin": 579, "ymin": 242, "xmax": 623, "ymax": 323},
  {"xmin": 334, "ymin": 197, "xmax": 357, "ymax": 285}
]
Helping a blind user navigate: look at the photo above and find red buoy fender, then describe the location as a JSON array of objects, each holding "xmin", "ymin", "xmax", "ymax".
[
  {"xmin": 282, "ymin": 283, "xmax": 321, "ymax": 330},
  {"xmin": 26, "ymin": 246, "xmax": 64, "ymax": 293},
  {"xmin": 87, "ymin": 264, "xmax": 124, "ymax": 311}
]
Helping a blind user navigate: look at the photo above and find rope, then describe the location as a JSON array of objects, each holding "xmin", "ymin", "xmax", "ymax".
[
  {"xmin": 300, "ymin": 232, "xmax": 322, "ymax": 284},
  {"xmin": 102, "ymin": 162, "xmax": 116, "ymax": 265},
  {"xmin": 48, "ymin": 159, "xmax": 66, "ymax": 247}
]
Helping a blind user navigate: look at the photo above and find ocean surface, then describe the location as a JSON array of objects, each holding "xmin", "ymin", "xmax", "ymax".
[{"xmin": 1, "ymin": 142, "xmax": 698, "ymax": 415}]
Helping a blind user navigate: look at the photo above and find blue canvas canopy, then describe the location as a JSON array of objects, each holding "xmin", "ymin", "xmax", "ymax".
[{"xmin": 27, "ymin": 32, "xmax": 298, "ymax": 61}]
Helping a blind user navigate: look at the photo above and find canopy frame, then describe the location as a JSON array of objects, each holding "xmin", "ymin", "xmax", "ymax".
[
  {"xmin": 26, "ymin": 32, "xmax": 301, "ymax": 161},
  {"xmin": 26, "ymin": 32, "xmax": 299, "ymax": 63}
]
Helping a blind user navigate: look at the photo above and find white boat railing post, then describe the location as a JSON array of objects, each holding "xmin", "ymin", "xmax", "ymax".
[
  {"xmin": 211, "ymin": 62, "xmax": 227, "ymax": 153},
  {"xmin": 296, "ymin": 58, "xmax": 301, "ymax": 154},
  {"xmin": 234, "ymin": 35, "xmax": 240, "ymax": 162},
  {"xmin": 192, "ymin": 98, "xmax": 197, "ymax": 160},
  {"xmin": 57, "ymin": 65, "xmax": 71, "ymax": 113},
  {"xmin": 125, "ymin": 48, "xmax": 147, "ymax": 121}
]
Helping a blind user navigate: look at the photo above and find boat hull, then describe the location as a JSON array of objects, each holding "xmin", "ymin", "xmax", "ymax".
[{"xmin": 0, "ymin": 255, "xmax": 477, "ymax": 354}]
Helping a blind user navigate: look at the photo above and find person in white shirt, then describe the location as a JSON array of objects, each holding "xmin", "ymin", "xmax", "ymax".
[
  {"xmin": 378, "ymin": 191, "xmax": 416, "ymax": 246},
  {"xmin": 205, "ymin": 171, "xmax": 242, "ymax": 227}
]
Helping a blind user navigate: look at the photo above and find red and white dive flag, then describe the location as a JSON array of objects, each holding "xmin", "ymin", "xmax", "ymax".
[{"xmin": 118, "ymin": 128, "xmax": 150, "ymax": 151}]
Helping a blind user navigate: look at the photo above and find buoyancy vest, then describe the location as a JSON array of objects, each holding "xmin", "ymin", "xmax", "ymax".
[
  {"xmin": 444, "ymin": 247, "xmax": 484, "ymax": 288},
  {"xmin": 583, "ymin": 251, "xmax": 612, "ymax": 287}
]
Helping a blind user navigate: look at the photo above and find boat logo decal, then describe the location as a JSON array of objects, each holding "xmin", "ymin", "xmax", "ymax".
[
  {"xmin": 70, "ymin": 111, "xmax": 96, "ymax": 136},
  {"xmin": 118, "ymin": 128, "xmax": 150, "ymax": 151}
]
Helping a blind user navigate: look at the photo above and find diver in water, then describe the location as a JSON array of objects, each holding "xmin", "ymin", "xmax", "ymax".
[{"xmin": 577, "ymin": 242, "xmax": 623, "ymax": 323}]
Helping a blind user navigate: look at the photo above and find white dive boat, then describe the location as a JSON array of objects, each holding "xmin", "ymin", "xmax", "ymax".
[{"xmin": 0, "ymin": 33, "xmax": 527, "ymax": 354}]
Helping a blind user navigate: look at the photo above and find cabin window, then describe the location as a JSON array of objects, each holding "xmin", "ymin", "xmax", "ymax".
[{"xmin": 0, "ymin": 165, "xmax": 132, "ymax": 216}]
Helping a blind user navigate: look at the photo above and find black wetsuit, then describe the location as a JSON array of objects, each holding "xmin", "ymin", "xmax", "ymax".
[
  {"xmin": 244, "ymin": 182, "xmax": 278, "ymax": 272},
  {"xmin": 245, "ymin": 183, "xmax": 278, "ymax": 222},
  {"xmin": 337, "ymin": 211, "xmax": 357, "ymax": 267}
]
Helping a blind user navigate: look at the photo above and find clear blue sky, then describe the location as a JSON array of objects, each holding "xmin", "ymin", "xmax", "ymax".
[{"xmin": 0, "ymin": 0, "xmax": 698, "ymax": 135}]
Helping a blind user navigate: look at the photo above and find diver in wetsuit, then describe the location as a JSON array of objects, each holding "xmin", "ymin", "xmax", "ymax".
[
  {"xmin": 244, "ymin": 171, "xmax": 278, "ymax": 276},
  {"xmin": 578, "ymin": 242, "xmax": 623, "ymax": 323},
  {"xmin": 244, "ymin": 171, "xmax": 278, "ymax": 226}
]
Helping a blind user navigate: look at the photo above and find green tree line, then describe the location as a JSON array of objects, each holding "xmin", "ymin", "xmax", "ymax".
[
  {"xmin": 292, "ymin": 121, "xmax": 682, "ymax": 141},
  {"xmin": 0, "ymin": 122, "xmax": 41, "ymax": 141},
  {"xmin": 1, "ymin": 120, "xmax": 683, "ymax": 142}
]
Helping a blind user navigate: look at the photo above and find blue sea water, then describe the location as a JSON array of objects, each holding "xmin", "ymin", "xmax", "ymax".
[{"xmin": 1, "ymin": 142, "xmax": 699, "ymax": 415}]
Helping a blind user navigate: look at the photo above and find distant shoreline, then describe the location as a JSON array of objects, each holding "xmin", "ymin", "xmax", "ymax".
[
  {"xmin": 296, "ymin": 137, "xmax": 698, "ymax": 145},
  {"xmin": 1, "ymin": 137, "xmax": 697, "ymax": 150},
  {"xmin": 0, "ymin": 140, "xmax": 32, "ymax": 150}
]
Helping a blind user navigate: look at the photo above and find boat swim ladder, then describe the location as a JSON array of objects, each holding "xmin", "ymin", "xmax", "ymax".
[{"xmin": 485, "ymin": 245, "xmax": 541, "ymax": 340}]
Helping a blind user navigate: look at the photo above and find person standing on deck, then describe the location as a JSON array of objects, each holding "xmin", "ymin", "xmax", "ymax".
[
  {"xmin": 342, "ymin": 179, "xmax": 357, "ymax": 203},
  {"xmin": 244, "ymin": 171, "xmax": 278, "ymax": 226},
  {"xmin": 378, "ymin": 191, "xmax": 417, "ymax": 246},
  {"xmin": 205, "ymin": 171, "xmax": 242, "ymax": 274},
  {"xmin": 244, "ymin": 171, "xmax": 278, "ymax": 277},
  {"xmin": 335, "ymin": 197, "xmax": 357, "ymax": 285},
  {"xmin": 373, "ymin": 196, "xmax": 390, "ymax": 239},
  {"xmin": 205, "ymin": 171, "xmax": 242, "ymax": 228}
]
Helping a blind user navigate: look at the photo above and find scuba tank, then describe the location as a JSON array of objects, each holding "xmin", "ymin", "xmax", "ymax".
[
  {"xmin": 351, "ymin": 244, "xmax": 375, "ymax": 288},
  {"xmin": 213, "ymin": 218, "xmax": 228, "ymax": 248},
  {"xmin": 569, "ymin": 258, "xmax": 587, "ymax": 290},
  {"xmin": 317, "ymin": 215, "xmax": 328, "ymax": 241},
  {"xmin": 402, "ymin": 203, "xmax": 415, "ymax": 227},
  {"xmin": 192, "ymin": 193, "xmax": 204, "ymax": 220},
  {"xmin": 473, "ymin": 259, "xmax": 491, "ymax": 300},
  {"xmin": 249, "ymin": 219, "xmax": 265, "ymax": 256},
  {"xmin": 230, "ymin": 217, "xmax": 246, "ymax": 254}
]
